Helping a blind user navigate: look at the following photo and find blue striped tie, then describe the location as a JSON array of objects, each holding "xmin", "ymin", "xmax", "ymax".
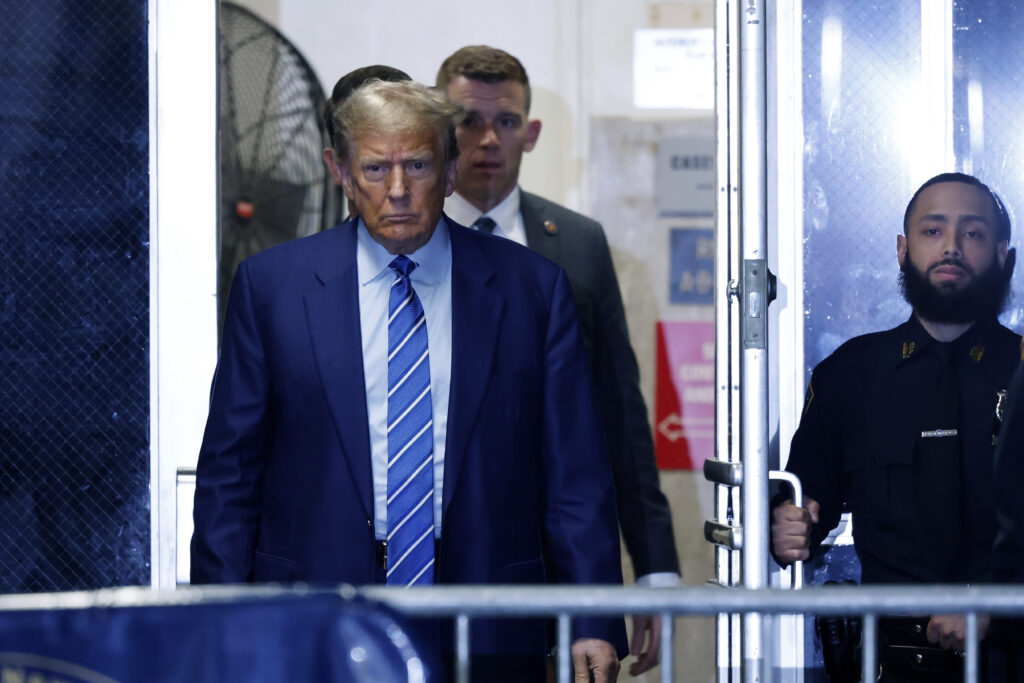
[{"xmin": 385, "ymin": 255, "xmax": 435, "ymax": 586}]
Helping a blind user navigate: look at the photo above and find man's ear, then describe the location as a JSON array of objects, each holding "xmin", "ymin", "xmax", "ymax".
[
  {"xmin": 328, "ymin": 153, "xmax": 355, "ymax": 200},
  {"xmin": 896, "ymin": 233, "xmax": 908, "ymax": 268},
  {"xmin": 523, "ymin": 119, "xmax": 542, "ymax": 153},
  {"xmin": 1003, "ymin": 247, "xmax": 1017, "ymax": 293},
  {"xmin": 444, "ymin": 158, "xmax": 459, "ymax": 197},
  {"xmin": 323, "ymin": 149, "xmax": 345, "ymax": 187}
]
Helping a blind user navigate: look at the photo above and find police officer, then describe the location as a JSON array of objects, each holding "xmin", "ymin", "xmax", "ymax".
[{"xmin": 772, "ymin": 173, "xmax": 1019, "ymax": 681}]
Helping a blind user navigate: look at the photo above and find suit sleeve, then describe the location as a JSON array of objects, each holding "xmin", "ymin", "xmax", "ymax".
[
  {"xmin": 540, "ymin": 267, "xmax": 629, "ymax": 655},
  {"xmin": 190, "ymin": 261, "xmax": 272, "ymax": 584},
  {"xmin": 587, "ymin": 227, "xmax": 680, "ymax": 577},
  {"xmin": 775, "ymin": 365, "xmax": 845, "ymax": 562}
]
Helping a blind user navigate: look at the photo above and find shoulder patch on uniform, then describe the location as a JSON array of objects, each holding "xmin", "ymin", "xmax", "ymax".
[
  {"xmin": 901, "ymin": 341, "xmax": 915, "ymax": 359},
  {"xmin": 969, "ymin": 345, "xmax": 985, "ymax": 363},
  {"xmin": 803, "ymin": 381, "xmax": 815, "ymax": 416}
]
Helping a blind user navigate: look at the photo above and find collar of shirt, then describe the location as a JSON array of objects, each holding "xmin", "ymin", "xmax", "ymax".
[
  {"xmin": 897, "ymin": 314, "xmax": 999, "ymax": 368},
  {"xmin": 356, "ymin": 215, "xmax": 452, "ymax": 287},
  {"xmin": 444, "ymin": 188, "xmax": 527, "ymax": 246}
]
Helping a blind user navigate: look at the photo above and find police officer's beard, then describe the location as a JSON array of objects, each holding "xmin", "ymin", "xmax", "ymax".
[{"xmin": 899, "ymin": 256, "xmax": 1010, "ymax": 324}]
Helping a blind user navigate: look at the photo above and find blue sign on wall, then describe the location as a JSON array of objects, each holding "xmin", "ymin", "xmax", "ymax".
[{"xmin": 669, "ymin": 228, "xmax": 714, "ymax": 304}]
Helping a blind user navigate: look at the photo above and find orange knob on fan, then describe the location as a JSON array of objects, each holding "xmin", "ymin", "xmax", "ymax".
[{"xmin": 235, "ymin": 200, "xmax": 255, "ymax": 219}]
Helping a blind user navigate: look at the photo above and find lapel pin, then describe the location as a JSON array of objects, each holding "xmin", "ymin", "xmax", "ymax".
[{"xmin": 544, "ymin": 220, "xmax": 558, "ymax": 235}]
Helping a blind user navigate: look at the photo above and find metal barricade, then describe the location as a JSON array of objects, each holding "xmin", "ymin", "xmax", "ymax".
[{"xmin": 2, "ymin": 583, "xmax": 1022, "ymax": 683}]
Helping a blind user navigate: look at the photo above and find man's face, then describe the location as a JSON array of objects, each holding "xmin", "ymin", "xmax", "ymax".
[
  {"xmin": 337, "ymin": 127, "xmax": 456, "ymax": 255},
  {"xmin": 898, "ymin": 181, "xmax": 1007, "ymax": 292},
  {"xmin": 897, "ymin": 181, "xmax": 1009, "ymax": 322},
  {"xmin": 445, "ymin": 76, "xmax": 541, "ymax": 213}
]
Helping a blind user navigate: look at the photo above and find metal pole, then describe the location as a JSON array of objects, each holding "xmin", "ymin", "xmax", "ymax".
[
  {"xmin": 965, "ymin": 611, "xmax": 978, "ymax": 683},
  {"xmin": 661, "ymin": 612, "xmax": 675, "ymax": 683},
  {"xmin": 714, "ymin": 0, "xmax": 744, "ymax": 680},
  {"xmin": 739, "ymin": 0, "xmax": 770, "ymax": 680},
  {"xmin": 557, "ymin": 613, "xmax": 571, "ymax": 683},
  {"xmin": 862, "ymin": 614, "xmax": 877, "ymax": 683},
  {"xmin": 455, "ymin": 613, "xmax": 470, "ymax": 683}
]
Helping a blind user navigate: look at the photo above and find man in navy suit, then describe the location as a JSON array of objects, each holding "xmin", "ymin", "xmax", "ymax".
[
  {"xmin": 191, "ymin": 79, "xmax": 626, "ymax": 681},
  {"xmin": 436, "ymin": 45, "xmax": 679, "ymax": 676}
]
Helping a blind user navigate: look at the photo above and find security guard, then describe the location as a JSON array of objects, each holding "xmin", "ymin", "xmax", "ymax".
[{"xmin": 772, "ymin": 172, "xmax": 1019, "ymax": 681}]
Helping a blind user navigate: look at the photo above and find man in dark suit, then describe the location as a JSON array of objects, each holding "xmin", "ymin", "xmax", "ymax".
[
  {"xmin": 191, "ymin": 79, "xmax": 626, "ymax": 682},
  {"xmin": 436, "ymin": 45, "xmax": 679, "ymax": 676}
]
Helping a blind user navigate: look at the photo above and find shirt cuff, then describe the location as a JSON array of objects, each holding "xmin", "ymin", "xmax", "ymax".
[{"xmin": 636, "ymin": 572, "xmax": 681, "ymax": 588}]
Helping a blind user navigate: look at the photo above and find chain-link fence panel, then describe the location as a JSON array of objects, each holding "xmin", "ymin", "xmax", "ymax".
[
  {"xmin": 801, "ymin": 1, "xmax": 924, "ymax": 377},
  {"xmin": 0, "ymin": 0, "xmax": 150, "ymax": 592},
  {"xmin": 953, "ymin": 0, "xmax": 1024, "ymax": 332},
  {"xmin": 802, "ymin": 1, "xmax": 1024, "ymax": 379}
]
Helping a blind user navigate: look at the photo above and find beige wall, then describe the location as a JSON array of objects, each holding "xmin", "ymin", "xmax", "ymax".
[{"xmin": 231, "ymin": 2, "xmax": 717, "ymax": 680}]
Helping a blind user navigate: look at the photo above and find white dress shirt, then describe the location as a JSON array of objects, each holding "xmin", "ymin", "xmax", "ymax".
[
  {"xmin": 357, "ymin": 219, "xmax": 452, "ymax": 540},
  {"xmin": 445, "ymin": 188, "xmax": 528, "ymax": 246}
]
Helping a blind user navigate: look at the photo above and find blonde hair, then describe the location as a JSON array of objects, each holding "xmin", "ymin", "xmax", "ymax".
[{"xmin": 332, "ymin": 80, "xmax": 461, "ymax": 166}]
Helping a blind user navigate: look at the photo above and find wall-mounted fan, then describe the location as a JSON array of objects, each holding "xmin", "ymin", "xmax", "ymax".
[{"xmin": 218, "ymin": 2, "xmax": 343, "ymax": 331}]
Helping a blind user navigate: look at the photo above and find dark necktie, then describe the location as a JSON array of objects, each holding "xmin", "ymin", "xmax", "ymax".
[
  {"xmin": 915, "ymin": 342, "xmax": 962, "ymax": 575},
  {"xmin": 472, "ymin": 216, "xmax": 496, "ymax": 234},
  {"xmin": 385, "ymin": 255, "xmax": 435, "ymax": 586}
]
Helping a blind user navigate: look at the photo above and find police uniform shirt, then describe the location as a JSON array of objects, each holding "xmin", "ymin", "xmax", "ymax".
[
  {"xmin": 783, "ymin": 315, "xmax": 1020, "ymax": 584},
  {"xmin": 993, "ymin": 354, "xmax": 1024, "ymax": 583}
]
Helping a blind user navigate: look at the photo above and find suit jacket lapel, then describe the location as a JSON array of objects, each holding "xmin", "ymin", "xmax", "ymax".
[
  {"xmin": 520, "ymin": 191, "xmax": 562, "ymax": 264},
  {"xmin": 443, "ymin": 219, "xmax": 506, "ymax": 517},
  {"xmin": 305, "ymin": 220, "xmax": 373, "ymax": 519}
]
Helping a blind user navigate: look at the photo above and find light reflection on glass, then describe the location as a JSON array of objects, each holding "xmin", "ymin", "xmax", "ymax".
[
  {"xmin": 820, "ymin": 16, "xmax": 843, "ymax": 126},
  {"xmin": 966, "ymin": 79, "xmax": 984, "ymax": 176}
]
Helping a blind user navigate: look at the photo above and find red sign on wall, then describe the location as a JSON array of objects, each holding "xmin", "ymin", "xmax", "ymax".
[{"xmin": 655, "ymin": 321, "xmax": 715, "ymax": 469}]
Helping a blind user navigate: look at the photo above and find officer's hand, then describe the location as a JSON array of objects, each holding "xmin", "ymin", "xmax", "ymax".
[
  {"xmin": 771, "ymin": 497, "xmax": 819, "ymax": 563},
  {"xmin": 926, "ymin": 614, "xmax": 991, "ymax": 651}
]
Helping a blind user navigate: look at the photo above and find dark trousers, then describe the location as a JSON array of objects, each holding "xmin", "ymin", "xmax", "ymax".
[
  {"xmin": 877, "ymin": 617, "xmax": 967, "ymax": 682},
  {"xmin": 439, "ymin": 652, "xmax": 547, "ymax": 683},
  {"xmin": 821, "ymin": 615, "xmax": 1024, "ymax": 682},
  {"xmin": 820, "ymin": 615, "xmax": 977, "ymax": 682}
]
